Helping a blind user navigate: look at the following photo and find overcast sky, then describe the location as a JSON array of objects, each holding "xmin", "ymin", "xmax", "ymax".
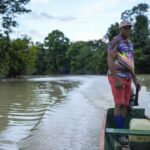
[{"xmin": 11, "ymin": 0, "xmax": 150, "ymax": 43}]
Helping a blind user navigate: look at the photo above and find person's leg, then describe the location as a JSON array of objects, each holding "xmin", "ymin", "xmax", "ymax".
[
  {"xmin": 108, "ymin": 76, "xmax": 129, "ymax": 144},
  {"xmin": 114, "ymin": 105, "xmax": 125, "ymax": 129},
  {"xmin": 120, "ymin": 79, "xmax": 131, "ymax": 117},
  {"xmin": 108, "ymin": 76, "xmax": 125, "ymax": 128},
  {"xmin": 120, "ymin": 105, "xmax": 128, "ymax": 117},
  {"xmin": 118, "ymin": 79, "xmax": 131, "ymax": 144}
]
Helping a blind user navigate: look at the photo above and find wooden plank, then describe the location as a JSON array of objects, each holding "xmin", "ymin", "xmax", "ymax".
[
  {"xmin": 106, "ymin": 128, "xmax": 150, "ymax": 136},
  {"xmin": 99, "ymin": 112, "xmax": 107, "ymax": 150}
]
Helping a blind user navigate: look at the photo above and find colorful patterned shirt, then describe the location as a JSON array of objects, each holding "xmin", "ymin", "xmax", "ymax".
[{"xmin": 107, "ymin": 35, "xmax": 134, "ymax": 79}]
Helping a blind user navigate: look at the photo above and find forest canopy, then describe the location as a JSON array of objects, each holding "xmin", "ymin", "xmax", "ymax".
[{"xmin": 0, "ymin": 2, "xmax": 150, "ymax": 78}]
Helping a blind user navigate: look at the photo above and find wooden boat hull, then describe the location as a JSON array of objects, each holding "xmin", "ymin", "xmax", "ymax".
[{"xmin": 99, "ymin": 108, "xmax": 150, "ymax": 150}]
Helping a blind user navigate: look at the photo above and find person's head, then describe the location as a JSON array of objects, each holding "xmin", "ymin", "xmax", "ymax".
[{"xmin": 119, "ymin": 20, "xmax": 132, "ymax": 39}]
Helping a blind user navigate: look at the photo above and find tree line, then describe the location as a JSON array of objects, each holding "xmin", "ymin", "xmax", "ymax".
[{"xmin": 0, "ymin": 1, "xmax": 150, "ymax": 78}]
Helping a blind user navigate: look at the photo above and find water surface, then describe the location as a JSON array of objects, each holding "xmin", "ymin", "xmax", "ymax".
[{"xmin": 0, "ymin": 75, "xmax": 149, "ymax": 150}]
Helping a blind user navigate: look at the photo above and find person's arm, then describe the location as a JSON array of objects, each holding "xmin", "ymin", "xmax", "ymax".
[
  {"xmin": 107, "ymin": 50, "xmax": 118, "ymax": 78},
  {"xmin": 132, "ymin": 73, "xmax": 141, "ymax": 90},
  {"xmin": 132, "ymin": 73, "xmax": 137, "ymax": 84},
  {"xmin": 130, "ymin": 46, "xmax": 141, "ymax": 90},
  {"xmin": 107, "ymin": 39, "xmax": 123, "ymax": 89}
]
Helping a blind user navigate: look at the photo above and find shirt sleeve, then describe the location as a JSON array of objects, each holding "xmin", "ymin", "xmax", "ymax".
[{"xmin": 107, "ymin": 36, "xmax": 120, "ymax": 52}]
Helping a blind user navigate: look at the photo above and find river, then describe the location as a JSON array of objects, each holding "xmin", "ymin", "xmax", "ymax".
[{"xmin": 0, "ymin": 75, "xmax": 149, "ymax": 150}]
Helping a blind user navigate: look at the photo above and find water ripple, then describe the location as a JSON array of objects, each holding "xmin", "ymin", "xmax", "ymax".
[{"xmin": 0, "ymin": 78, "xmax": 80, "ymax": 150}]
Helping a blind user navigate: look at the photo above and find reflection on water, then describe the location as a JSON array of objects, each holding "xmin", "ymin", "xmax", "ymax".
[{"xmin": 0, "ymin": 78, "xmax": 80, "ymax": 149}]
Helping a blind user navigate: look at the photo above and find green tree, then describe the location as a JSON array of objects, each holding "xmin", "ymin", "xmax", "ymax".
[
  {"xmin": 67, "ymin": 41, "xmax": 95, "ymax": 74},
  {"xmin": 121, "ymin": 3, "xmax": 149, "ymax": 22},
  {"xmin": 132, "ymin": 15, "xmax": 149, "ymax": 48},
  {"xmin": 0, "ymin": 0, "xmax": 31, "ymax": 37},
  {"xmin": 26, "ymin": 44, "xmax": 38, "ymax": 75},
  {"xmin": 6, "ymin": 37, "xmax": 37, "ymax": 78},
  {"xmin": 88, "ymin": 40, "xmax": 107, "ymax": 74},
  {"xmin": 44, "ymin": 30, "xmax": 70, "ymax": 74},
  {"xmin": 34, "ymin": 42, "xmax": 47, "ymax": 75},
  {"xmin": 122, "ymin": 3, "xmax": 150, "ymax": 74},
  {"xmin": 0, "ymin": 35, "xmax": 9, "ymax": 77},
  {"xmin": 105, "ymin": 23, "xmax": 119, "ymax": 42},
  {"xmin": 0, "ymin": 0, "xmax": 31, "ymax": 78},
  {"xmin": 7, "ymin": 38, "xmax": 28, "ymax": 77},
  {"xmin": 134, "ymin": 48, "xmax": 150, "ymax": 73}
]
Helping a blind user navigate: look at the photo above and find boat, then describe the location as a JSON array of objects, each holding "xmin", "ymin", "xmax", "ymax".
[{"xmin": 99, "ymin": 108, "xmax": 150, "ymax": 150}]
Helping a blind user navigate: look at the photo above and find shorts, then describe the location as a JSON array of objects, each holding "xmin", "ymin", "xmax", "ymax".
[{"xmin": 108, "ymin": 76, "xmax": 131, "ymax": 106}]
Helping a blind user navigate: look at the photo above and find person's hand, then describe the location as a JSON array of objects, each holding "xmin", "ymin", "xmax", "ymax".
[
  {"xmin": 136, "ymin": 81, "xmax": 141, "ymax": 91},
  {"xmin": 133, "ymin": 78, "xmax": 141, "ymax": 91},
  {"xmin": 132, "ymin": 74, "xmax": 141, "ymax": 91},
  {"xmin": 115, "ymin": 78, "xmax": 123, "ymax": 89}
]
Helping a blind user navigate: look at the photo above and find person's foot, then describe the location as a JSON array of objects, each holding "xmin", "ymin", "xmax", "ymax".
[{"xmin": 117, "ymin": 136, "xmax": 129, "ymax": 145}]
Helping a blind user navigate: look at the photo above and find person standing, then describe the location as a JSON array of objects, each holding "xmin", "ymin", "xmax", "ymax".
[{"xmin": 107, "ymin": 20, "xmax": 140, "ymax": 144}]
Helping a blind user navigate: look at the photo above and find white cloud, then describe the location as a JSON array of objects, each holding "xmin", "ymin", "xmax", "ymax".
[
  {"xmin": 81, "ymin": 2, "xmax": 102, "ymax": 13},
  {"xmin": 40, "ymin": 12, "xmax": 76, "ymax": 22},
  {"xmin": 74, "ymin": 31, "xmax": 101, "ymax": 41},
  {"xmin": 111, "ymin": 0, "xmax": 119, "ymax": 2},
  {"xmin": 27, "ymin": 29, "xmax": 47, "ymax": 42},
  {"xmin": 81, "ymin": 0, "xmax": 119, "ymax": 14},
  {"xmin": 12, "ymin": 0, "xmax": 150, "ymax": 43},
  {"xmin": 30, "ymin": 0, "xmax": 50, "ymax": 5},
  {"xmin": 29, "ymin": 29, "xmax": 44, "ymax": 37}
]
